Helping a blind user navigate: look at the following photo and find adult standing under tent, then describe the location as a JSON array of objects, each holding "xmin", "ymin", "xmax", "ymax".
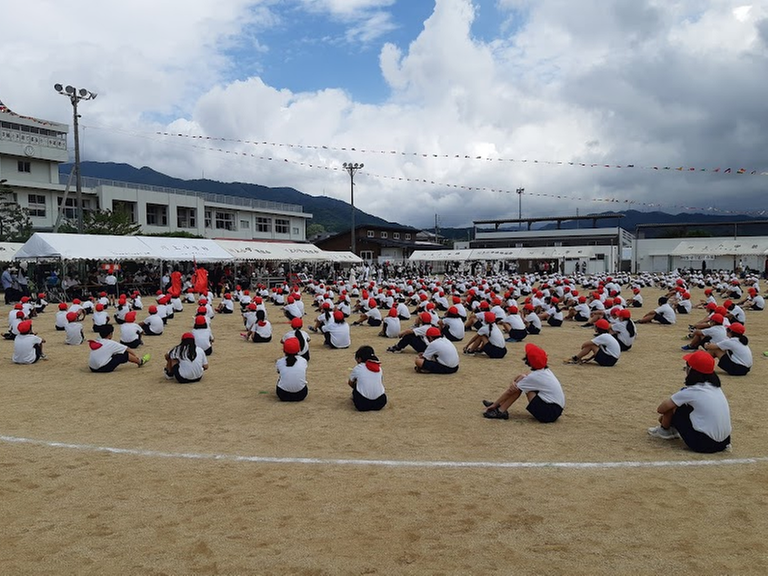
[
  {"xmin": 169, "ymin": 268, "xmax": 183, "ymax": 299},
  {"xmin": 191, "ymin": 265, "xmax": 209, "ymax": 295}
]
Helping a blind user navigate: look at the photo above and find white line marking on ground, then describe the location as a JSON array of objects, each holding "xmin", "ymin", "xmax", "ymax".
[{"xmin": 2, "ymin": 434, "xmax": 766, "ymax": 470}]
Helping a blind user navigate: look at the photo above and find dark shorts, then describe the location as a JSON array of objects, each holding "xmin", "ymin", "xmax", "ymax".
[
  {"xmin": 252, "ymin": 334, "xmax": 272, "ymax": 343},
  {"xmin": 574, "ymin": 314, "xmax": 589, "ymax": 322},
  {"xmin": 442, "ymin": 326, "xmax": 463, "ymax": 342},
  {"xmin": 547, "ymin": 317, "xmax": 563, "ymax": 327},
  {"xmin": 526, "ymin": 325, "xmax": 541, "ymax": 335},
  {"xmin": 672, "ymin": 404, "xmax": 731, "ymax": 453},
  {"xmin": 676, "ymin": 305, "xmax": 689, "ymax": 314},
  {"xmin": 276, "ymin": 385, "xmax": 308, "ymax": 402},
  {"xmin": 526, "ymin": 394, "xmax": 563, "ymax": 423},
  {"xmin": 367, "ymin": 318, "xmax": 382, "ymax": 327},
  {"xmin": 121, "ymin": 338, "xmax": 142, "ymax": 349},
  {"xmin": 284, "ymin": 311, "xmax": 299, "ymax": 320},
  {"xmin": 594, "ymin": 349, "xmax": 618, "ymax": 366},
  {"xmin": 481, "ymin": 342, "xmax": 507, "ymax": 359},
  {"xmin": 718, "ymin": 353, "xmax": 750, "ymax": 376},
  {"xmin": 170, "ymin": 363, "xmax": 202, "ymax": 384},
  {"xmin": 395, "ymin": 333, "xmax": 427, "ymax": 353},
  {"xmin": 507, "ymin": 328, "xmax": 528, "ymax": 342},
  {"xmin": 219, "ymin": 308, "xmax": 233, "ymax": 314},
  {"xmin": 653, "ymin": 313, "xmax": 672, "ymax": 325},
  {"xmin": 631, "ymin": 301, "xmax": 642, "ymax": 308},
  {"xmin": 421, "ymin": 359, "xmax": 459, "ymax": 374},
  {"xmin": 353, "ymin": 388, "xmax": 387, "ymax": 411},
  {"xmin": 90, "ymin": 351, "xmax": 129, "ymax": 373},
  {"xmin": 105, "ymin": 285, "xmax": 117, "ymax": 295}
]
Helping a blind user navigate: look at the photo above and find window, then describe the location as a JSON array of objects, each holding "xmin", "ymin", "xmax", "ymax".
[
  {"xmin": 360, "ymin": 250, "xmax": 374, "ymax": 261},
  {"xmin": 256, "ymin": 217, "xmax": 271, "ymax": 233},
  {"xmin": 215, "ymin": 211, "xmax": 235, "ymax": 230},
  {"xmin": 205, "ymin": 210, "xmax": 212, "ymax": 228},
  {"xmin": 405, "ymin": 233, "xmax": 411, "ymax": 240},
  {"xmin": 275, "ymin": 219, "xmax": 289, "ymax": 234},
  {"xmin": 393, "ymin": 232, "xmax": 400, "ymax": 240},
  {"xmin": 113, "ymin": 200, "xmax": 137, "ymax": 223},
  {"xmin": 177, "ymin": 206, "xmax": 196, "ymax": 228},
  {"xmin": 27, "ymin": 194, "xmax": 46, "ymax": 217},
  {"xmin": 146, "ymin": 203, "xmax": 168, "ymax": 226},
  {"xmin": 367, "ymin": 230, "xmax": 374, "ymax": 238},
  {"xmin": 57, "ymin": 196, "xmax": 77, "ymax": 220},
  {"xmin": 17, "ymin": 161, "xmax": 30, "ymax": 173},
  {"xmin": 380, "ymin": 231, "xmax": 388, "ymax": 239},
  {"xmin": 240, "ymin": 220, "xmax": 250, "ymax": 229}
]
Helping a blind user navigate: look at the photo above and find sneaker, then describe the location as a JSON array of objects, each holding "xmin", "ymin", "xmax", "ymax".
[
  {"xmin": 386, "ymin": 346, "xmax": 401, "ymax": 354},
  {"xmin": 725, "ymin": 443, "xmax": 733, "ymax": 452},
  {"xmin": 482, "ymin": 400, "xmax": 494, "ymax": 407},
  {"xmin": 563, "ymin": 356, "xmax": 580, "ymax": 365},
  {"xmin": 580, "ymin": 323, "xmax": 592, "ymax": 328},
  {"xmin": 647, "ymin": 425, "xmax": 680, "ymax": 440},
  {"xmin": 483, "ymin": 408, "xmax": 509, "ymax": 420},
  {"xmin": 139, "ymin": 353, "xmax": 151, "ymax": 367},
  {"xmin": 505, "ymin": 337, "xmax": 518, "ymax": 342},
  {"xmin": 308, "ymin": 326, "xmax": 318, "ymax": 333},
  {"xmin": 40, "ymin": 354, "xmax": 48, "ymax": 360},
  {"xmin": 163, "ymin": 369, "xmax": 174, "ymax": 380},
  {"xmin": 681, "ymin": 345, "xmax": 696, "ymax": 351}
]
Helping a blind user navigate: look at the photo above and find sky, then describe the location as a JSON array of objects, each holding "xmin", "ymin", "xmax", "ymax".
[{"xmin": 2, "ymin": 0, "xmax": 767, "ymax": 230}]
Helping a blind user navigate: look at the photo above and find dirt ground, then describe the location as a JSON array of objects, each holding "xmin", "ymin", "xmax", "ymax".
[{"xmin": 1, "ymin": 287, "xmax": 767, "ymax": 575}]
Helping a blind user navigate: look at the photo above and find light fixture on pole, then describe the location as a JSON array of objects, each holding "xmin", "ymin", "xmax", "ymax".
[
  {"xmin": 54, "ymin": 83, "xmax": 97, "ymax": 234},
  {"xmin": 342, "ymin": 162, "xmax": 364, "ymax": 255},
  {"xmin": 516, "ymin": 187, "xmax": 525, "ymax": 228}
]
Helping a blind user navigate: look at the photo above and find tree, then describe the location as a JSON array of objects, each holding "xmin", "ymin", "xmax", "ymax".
[
  {"xmin": 59, "ymin": 208, "xmax": 143, "ymax": 236},
  {"xmin": 0, "ymin": 180, "xmax": 33, "ymax": 242},
  {"xmin": 306, "ymin": 222, "xmax": 326, "ymax": 238}
]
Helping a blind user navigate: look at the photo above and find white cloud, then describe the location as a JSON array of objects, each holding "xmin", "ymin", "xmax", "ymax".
[{"xmin": 1, "ymin": 0, "xmax": 767, "ymax": 230}]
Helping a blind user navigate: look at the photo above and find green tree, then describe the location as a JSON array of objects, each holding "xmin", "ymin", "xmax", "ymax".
[
  {"xmin": 0, "ymin": 180, "xmax": 33, "ymax": 242},
  {"xmin": 59, "ymin": 208, "xmax": 143, "ymax": 236},
  {"xmin": 306, "ymin": 222, "xmax": 326, "ymax": 238}
]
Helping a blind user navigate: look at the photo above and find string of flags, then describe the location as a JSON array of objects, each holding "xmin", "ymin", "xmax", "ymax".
[
  {"xmin": 153, "ymin": 131, "xmax": 768, "ymax": 177},
  {"xmin": 0, "ymin": 99, "xmax": 62, "ymax": 127},
  {"xmin": 85, "ymin": 124, "xmax": 768, "ymax": 217}
]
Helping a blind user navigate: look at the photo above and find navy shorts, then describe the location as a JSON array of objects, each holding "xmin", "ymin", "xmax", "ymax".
[
  {"xmin": 653, "ymin": 313, "xmax": 672, "ymax": 325},
  {"xmin": 718, "ymin": 353, "xmax": 750, "ymax": 376},
  {"xmin": 672, "ymin": 404, "xmax": 730, "ymax": 453},
  {"xmin": 353, "ymin": 389, "xmax": 387, "ymax": 411},
  {"xmin": 526, "ymin": 394, "xmax": 563, "ymax": 423},
  {"xmin": 421, "ymin": 359, "xmax": 458, "ymax": 374},
  {"xmin": 594, "ymin": 349, "xmax": 618, "ymax": 366},
  {"xmin": 481, "ymin": 342, "xmax": 507, "ymax": 359}
]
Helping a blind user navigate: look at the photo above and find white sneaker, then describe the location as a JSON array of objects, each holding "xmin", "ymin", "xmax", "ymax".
[{"xmin": 647, "ymin": 426, "xmax": 680, "ymax": 440}]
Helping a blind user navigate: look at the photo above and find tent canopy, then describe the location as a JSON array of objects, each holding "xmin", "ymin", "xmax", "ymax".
[
  {"xmin": 410, "ymin": 246, "xmax": 600, "ymax": 262},
  {"xmin": 14, "ymin": 233, "xmax": 154, "ymax": 261},
  {"xmin": 0, "ymin": 242, "xmax": 24, "ymax": 261},
  {"xmin": 214, "ymin": 239, "xmax": 325, "ymax": 261},
  {"xmin": 670, "ymin": 239, "xmax": 768, "ymax": 257},
  {"xmin": 322, "ymin": 251, "xmax": 363, "ymax": 263}
]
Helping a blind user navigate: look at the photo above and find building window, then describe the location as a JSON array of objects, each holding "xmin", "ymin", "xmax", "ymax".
[
  {"xmin": 256, "ymin": 217, "xmax": 271, "ymax": 233},
  {"xmin": 367, "ymin": 230, "xmax": 374, "ymax": 238},
  {"xmin": 292, "ymin": 227, "xmax": 300, "ymax": 235},
  {"xmin": 113, "ymin": 200, "xmax": 137, "ymax": 223},
  {"xmin": 393, "ymin": 232, "xmax": 400, "ymax": 240},
  {"xmin": 146, "ymin": 203, "xmax": 168, "ymax": 226},
  {"xmin": 215, "ymin": 211, "xmax": 236, "ymax": 230},
  {"xmin": 240, "ymin": 220, "xmax": 250, "ymax": 229},
  {"xmin": 17, "ymin": 161, "xmax": 31, "ymax": 173},
  {"xmin": 360, "ymin": 250, "xmax": 374, "ymax": 261},
  {"xmin": 205, "ymin": 210, "xmax": 212, "ymax": 228},
  {"xmin": 57, "ymin": 196, "xmax": 77, "ymax": 220},
  {"xmin": 380, "ymin": 231, "xmax": 388, "ymax": 239},
  {"xmin": 27, "ymin": 194, "xmax": 46, "ymax": 217},
  {"xmin": 177, "ymin": 206, "xmax": 196, "ymax": 228},
  {"xmin": 405, "ymin": 233, "xmax": 411, "ymax": 240},
  {"xmin": 275, "ymin": 219, "xmax": 289, "ymax": 234}
]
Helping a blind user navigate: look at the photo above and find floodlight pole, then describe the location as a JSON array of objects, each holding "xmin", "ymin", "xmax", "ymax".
[
  {"xmin": 343, "ymin": 162, "xmax": 364, "ymax": 255},
  {"xmin": 54, "ymin": 84, "xmax": 97, "ymax": 234},
  {"xmin": 516, "ymin": 187, "xmax": 525, "ymax": 229}
]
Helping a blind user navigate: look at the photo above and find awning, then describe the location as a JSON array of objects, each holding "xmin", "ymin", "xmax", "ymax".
[
  {"xmin": 138, "ymin": 236, "xmax": 232, "ymax": 262},
  {"xmin": 14, "ymin": 233, "xmax": 154, "ymax": 260},
  {"xmin": 671, "ymin": 239, "xmax": 768, "ymax": 257},
  {"xmin": 213, "ymin": 239, "xmax": 326, "ymax": 261},
  {"xmin": 409, "ymin": 246, "xmax": 600, "ymax": 262},
  {"xmin": 409, "ymin": 249, "xmax": 474, "ymax": 262},
  {"xmin": 322, "ymin": 251, "xmax": 363, "ymax": 263},
  {"xmin": 0, "ymin": 242, "xmax": 24, "ymax": 260}
]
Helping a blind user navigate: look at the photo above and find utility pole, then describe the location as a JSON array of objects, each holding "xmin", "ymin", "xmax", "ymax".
[
  {"xmin": 516, "ymin": 187, "xmax": 525, "ymax": 229},
  {"xmin": 342, "ymin": 162, "xmax": 364, "ymax": 255}
]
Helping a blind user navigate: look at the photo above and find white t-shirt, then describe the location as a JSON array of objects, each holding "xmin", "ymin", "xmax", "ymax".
[
  {"xmin": 322, "ymin": 321, "xmax": 351, "ymax": 348},
  {"xmin": 192, "ymin": 327, "xmax": 213, "ymax": 351},
  {"xmin": 281, "ymin": 329, "xmax": 311, "ymax": 355},
  {"xmin": 478, "ymin": 323, "xmax": 506, "ymax": 348},
  {"xmin": 671, "ymin": 383, "xmax": 731, "ymax": 442},
  {"xmin": 92, "ymin": 311, "xmax": 109, "ymax": 327},
  {"xmin": 396, "ymin": 302, "xmax": 411, "ymax": 319},
  {"xmin": 13, "ymin": 333, "xmax": 42, "ymax": 364},
  {"xmin": 504, "ymin": 314, "xmax": 525, "ymax": 331},
  {"xmin": 655, "ymin": 303, "xmax": 676, "ymax": 324},
  {"xmin": 144, "ymin": 315, "xmax": 164, "ymax": 335},
  {"xmin": 88, "ymin": 339, "xmax": 128, "ymax": 370},
  {"xmin": 524, "ymin": 312, "xmax": 542, "ymax": 330},
  {"xmin": 350, "ymin": 362, "xmax": 386, "ymax": 399},
  {"xmin": 55, "ymin": 310, "xmax": 68, "ymax": 329},
  {"xmin": 442, "ymin": 317, "xmax": 465, "ymax": 339},
  {"xmin": 64, "ymin": 322, "xmax": 84, "ymax": 345},
  {"xmin": 382, "ymin": 317, "xmax": 401, "ymax": 338},
  {"xmin": 276, "ymin": 356, "xmax": 308, "ymax": 393},
  {"xmin": 253, "ymin": 321, "xmax": 273, "ymax": 339},
  {"xmin": 423, "ymin": 337, "xmax": 459, "ymax": 368},
  {"xmin": 170, "ymin": 346, "xmax": 208, "ymax": 380},
  {"xmin": 120, "ymin": 322, "xmax": 143, "ymax": 344},
  {"xmin": 715, "ymin": 337, "xmax": 753, "ymax": 368},
  {"xmin": 611, "ymin": 320, "xmax": 635, "ymax": 348},
  {"xmin": 592, "ymin": 333, "xmax": 621, "ymax": 359},
  {"xmin": 516, "ymin": 368, "xmax": 565, "ymax": 408}
]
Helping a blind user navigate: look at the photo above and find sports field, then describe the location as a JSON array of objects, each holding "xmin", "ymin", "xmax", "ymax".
[{"xmin": 1, "ymin": 286, "xmax": 767, "ymax": 575}]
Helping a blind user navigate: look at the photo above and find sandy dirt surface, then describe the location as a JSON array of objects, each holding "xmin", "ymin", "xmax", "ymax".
[{"xmin": 1, "ymin": 287, "xmax": 767, "ymax": 575}]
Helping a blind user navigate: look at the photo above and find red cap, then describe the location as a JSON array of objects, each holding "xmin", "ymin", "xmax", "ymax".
[
  {"xmin": 18, "ymin": 320, "xmax": 32, "ymax": 334},
  {"xmin": 148, "ymin": 305, "xmax": 158, "ymax": 313},
  {"xmin": 595, "ymin": 319, "xmax": 610, "ymax": 331},
  {"xmin": 452, "ymin": 296, "xmax": 461, "ymax": 304},
  {"xmin": 290, "ymin": 317, "xmax": 303, "ymax": 329},
  {"xmin": 508, "ymin": 305, "xmax": 519, "ymax": 314},
  {"xmin": 448, "ymin": 306, "xmax": 459, "ymax": 315},
  {"xmin": 619, "ymin": 309, "xmax": 631, "ymax": 319},
  {"xmin": 426, "ymin": 302, "xmax": 436, "ymax": 310},
  {"xmin": 426, "ymin": 327, "xmax": 441, "ymax": 338},
  {"xmin": 21, "ymin": 296, "xmax": 30, "ymax": 303},
  {"xmin": 37, "ymin": 292, "xmax": 45, "ymax": 299},
  {"xmin": 66, "ymin": 312, "xmax": 78, "ymax": 322},
  {"xmin": 100, "ymin": 291, "xmax": 107, "ymax": 297},
  {"xmin": 333, "ymin": 310, "xmax": 344, "ymax": 321},
  {"xmin": 525, "ymin": 343, "xmax": 548, "ymax": 369},
  {"xmin": 283, "ymin": 337, "xmax": 301, "ymax": 355},
  {"xmin": 197, "ymin": 306, "xmax": 207, "ymax": 314},
  {"xmin": 322, "ymin": 302, "xmax": 331, "ymax": 310},
  {"xmin": 181, "ymin": 332, "xmax": 195, "ymax": 341},
  {"xmin": 14, "ymin": 303, "xmax": 23, "ymax": 310},
  {"xmin": 96, "ymin": 304, "xmax": 104, "ymax": 312},
  {"xmin": 723, "ymin": 300, "xmax": 733, "ymax": 308},
  {"xmin": 728, "ymin": 322, "xmax": 745, "ymax": 335},
  {"xmin": 73, "ymin": 299, "xmax": 81, "ymax": 304},
  {"xmin": 388, "ymin": 308, "xmax": 398, "ymax": 317},
  {"xmin": 225, "ymin": 293, "xmax": 232, "ymax": 299},
  {"xmin": 58, "ymin": 303, "xmax": 67, "ymax": 310},
  {"xmin": 420, "ymin": 312, "xmax": 432, "ymax": 324},
  {"xmin": 194, "ymin": 315, "xmax": 208, "ymax": 326},
  {"xmin": 705, "ymin": 302, "xmax": 717, "ymax": 311},
  {"xmin": 578, "ymin": 296, "xmax": 587, "ymax": 303},
  {"xmin": 368, "ymin": 298, "xmax": 377, "ymax": 308},
  {"xmin": 523, "ymin": 303, "xmax": 534, "ymax": 311},
  {"xmin": 247, "ymin": 303, "xmax": 257, "ymax": 310},
  {"xmin": 710, "ymin": 313, "xmax": 724, "ymax": 324},
  {"xmin": 484, "ymin": 311, "xmax": 496, "ymax": 324},
  {"xmin": 125, "ymin": 311, "xmax": 137, "ymax": 323},
  {"xmin": 479, "ymin": 301, "xmax": 489, "ymax": 309},
  {"xmin": 684, "ymin": 350, "xmax": 715, "ymax": 374},
  {"xmin": 199, "ymin": 298, "xmax": 208, "ymax": 305}
]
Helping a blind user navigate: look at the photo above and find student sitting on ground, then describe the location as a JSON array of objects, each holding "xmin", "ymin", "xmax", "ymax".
[
  {"xmin": 164, "ymin": 332, "xmax": 208, "ymax": 384},
  {"xmin": 386, "ymin": 312, "xmax": 433, "ymax": 354},
  {"xmin": 88, "ymin": 324, "xmax": 150, "ymax": 373},
  {"xmin": 64, "ymin": 311, "xmax": 84, "ymax": 346},
  {"xmin": 637, "ymin": 296, "xmax": 676, "ymax": 325},
  {"xmin": 321, "ymin": 310, "xmax": 351, "ymax": 349},
  {"xmin": 439, "ymin": 306, "xmax": 465, "ymax": 342},
  {"xmin": 414, "ymin": 327, "xmax": 460, "ymax": 374},
  {"xmin": 192, "ymin": 314, "xmax": 214, "ymax": 356},
  {"xmin": 564, "ymin": 318, "xmax": 621, "ymax": 366},
  {"xmin": 245, "ymin": 309, "xmax": 272, "ymax": 343},
  {"xmin": 482, "ymin": 343, "xmax": 564, "ymax": 422},
  {"xmin": 281, "ymin": 317, "xmax": 311, "ymax": 361},
  {"xmin": 704, "ymin": 323, "xmax": 752, "ymax": 376},
  {"xmin": 139, "ymin": 305, "xmax": 164, "ymax": 336},
  {"xmin": 12, "ymin": 320, "xmax": 46, "ymax": 364},
  {"xmin": 119, "ymin": 311, "xmax": 144, "ymax": 349},
  {"xmin": 348, "ymin": 345, "xmax": 387, "ymax": 411},
  {"xmin": 379, "ymin": 308, "xmax": 401, "ymax": 339},
  {"xmin": 648, "ymin": 350, "xmax": 731, "ymax": 453},
  {"xmin": 275, "ymin": 337, "xmax": 308, "ymax": 401},
  {"xmin": 462, "ymin": 312, "xmax": 507, "ymax": 359}
]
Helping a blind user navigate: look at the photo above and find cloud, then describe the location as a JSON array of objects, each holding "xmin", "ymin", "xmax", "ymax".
[{"xmin": 2, "ymin": 0, "xmax": 767, "ymax": 231}]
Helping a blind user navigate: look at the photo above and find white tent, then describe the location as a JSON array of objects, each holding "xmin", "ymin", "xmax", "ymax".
[
  {"xmin": 671, "ymin": 239, "xmax": 768, "ymax": 256},
  {"xmin": 137, "ymin": 236, "xmax": 232, "ymax": 262},
  {"xmin": 409, "ymin": 249, "xmax": 473, "ymax": 262},
  {"xmin": 14, "ymin": 233, "xmax": 154, "ymax": 261},
  {"xmin": 0, "ymin": 242, "xmax": 24, "ymax": 261},
  {"xmin": 323, "ymin": 251, "xmax": 363, "ymax": 263},
  {"xmin": 213, "ymin": 239, "xmax": 326, "ymax": 261}
]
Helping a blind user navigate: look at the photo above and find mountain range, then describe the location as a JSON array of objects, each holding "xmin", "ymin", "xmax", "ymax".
[{"xmin": 63, "ymin": 162, "xmax": 768, "ymax": 240}]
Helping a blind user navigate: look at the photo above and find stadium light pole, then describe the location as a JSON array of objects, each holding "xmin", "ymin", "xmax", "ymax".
[
  {"xmin": 516, "ymin": 187, "xmax": 525, "ymax": 229},
  {"xmin": 343, "ymin": 162, "xmax": 364, "ymax": 255},
  {"xmin": 54, "ymin": 83, "xmax": 97, "ymax": 234}
]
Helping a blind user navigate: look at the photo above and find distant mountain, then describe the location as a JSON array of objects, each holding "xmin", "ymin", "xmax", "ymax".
[{"xmin": 62, "ymin": 162, "xmax": 398, "ymax": 234}]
